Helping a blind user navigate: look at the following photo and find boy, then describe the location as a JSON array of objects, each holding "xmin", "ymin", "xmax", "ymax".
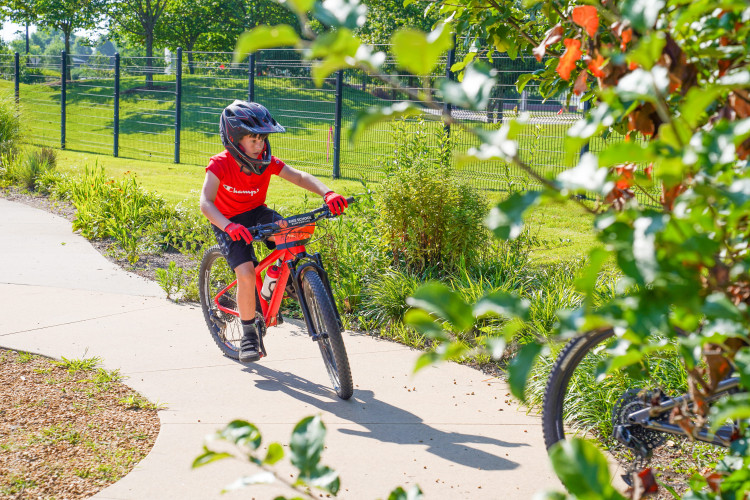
[{"xmin": 200, "ymin": 100, "xmax": 347, "ymax": 363}]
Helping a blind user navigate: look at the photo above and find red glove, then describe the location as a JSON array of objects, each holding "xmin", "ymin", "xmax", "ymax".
[
  {"xmin": 224, "ymin": 222, "xmax": 253, "ymax": 244},
  {"xmin": 324, "ymin": 191, "xmax": 348, "ymax": 215}
]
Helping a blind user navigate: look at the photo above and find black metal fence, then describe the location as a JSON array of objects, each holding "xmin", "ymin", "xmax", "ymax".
[{"xmin": 0, "ymin": 47, "xmax": 636, "ymax": 195}]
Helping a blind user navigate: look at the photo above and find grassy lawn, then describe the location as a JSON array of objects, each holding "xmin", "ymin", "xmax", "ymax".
[{"xmin": 56, "ymin": 148, "xmax": 598, "ymax": 264}]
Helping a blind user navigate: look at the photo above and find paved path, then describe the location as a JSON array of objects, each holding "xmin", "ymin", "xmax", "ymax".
[{"xmin": 0, "ymin": 197, "xmax": 559, "ymax": 499}]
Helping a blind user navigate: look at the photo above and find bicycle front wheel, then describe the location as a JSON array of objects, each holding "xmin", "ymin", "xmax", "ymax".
[
  {"xmin": 300, "ymin": 268, "xmax": 353, "ymax": 400},
  {"xmin": 199, "ymin": 245, "xmax": 242, "ymax": 359}
]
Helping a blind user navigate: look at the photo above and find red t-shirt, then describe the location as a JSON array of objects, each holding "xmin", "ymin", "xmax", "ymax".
[{"xmin": 206, "ymin": 150, "xmax": 285, "ymax": 217}]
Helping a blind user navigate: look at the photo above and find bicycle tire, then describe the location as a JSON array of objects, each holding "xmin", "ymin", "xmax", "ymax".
[
  {"xmin": 199, "ymin": 245, "xmax": 243, "ymax": 359},
  {"xmin": 300, "ymin": 268, "xmax": 354, "ymax": 400},
  {"xmin": 542, "ymin": 327, "xmax": 616, "ymax": 450}
]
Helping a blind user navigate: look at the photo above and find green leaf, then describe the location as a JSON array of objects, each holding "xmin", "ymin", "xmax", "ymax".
[
  {"xmin": 391, "ymin": 23, "xmax": 453, "ymax": 76},
  {"xmin": 222, "ymin": 472, "xmax": 276, "ymax": 492},
  {"xmin": 484, "ymin": 191, "xmax": 541, "ymax": 240},
  {"xmin": 313, "ymin": 0, "xmax": 367, "ymax": 30},
  {"xmin": 733, "ymin": 348, "xmax": 750, "ymax": 391},
  {"xmin": 615, "ymin": 66, "xmax": 670, "ymax": 103},
  {"xmin": 413, "ymin": 350, "xmax": 441, "ymax": 373},
  {"xmin": 404, "ymin": 308, "xmax": 449, "ymax": 341},
  {"xmin": 279, "ymin": 0, "xmax": 315, "ymax": 14},
  {"xmin": 406, "ymin": 282, "xmax": 474, "ymax": 332},
  {"xmin": 479, "ymin": 336, "xmax": 507, "ymax": 360},
  {"xmin": 264, "ymin": 442, "xmax": 284, "ymax": 465},
  {"xmin": 556, "ymin": 153, "xmax": 608, "ymax": 195},
  {"xmin": 627, "ymin": 31, "xmax": 667, "ymax": 70},
  {"xmin": 303, "ymin": 465, "xmax": 340, "ymax": 494},
  {"xmin": 349, "ymin": 102, "xmax": 425, "ymax": 144},
  {"xmin": 463, "ymin": 122, "xmax": 520, "ymax": 163},
  {"xmin": 516, "ymin": 73, "xmax": 538, "ymax": 94},
  {"xmin": 597, "ymin": 140, "xmax": 653, "ymax": 167},
  {"xmin": 192, "ymin": 448, "xmax": 233, "ymax": 468},
  {"xmin": 710, "ymin": 393, "xmax": 750, "ymax": 432},
  {"xmin": 679, "ymin": 86, "xmax": 724, "ymax": 129},
  {"xmin": 474, "ymin": 289, "xmax": 531, "ymax": 321},
  {"xmin": 620, "ymin": 0, "xmax": 666, "ymax": 32},
  {"xmin": 575, "ymin": 247, "xmax": 610, "ymax": 306},
  {"xmin": 217, "ymin": 420, "xmax": 262, "ymax": 449},
  {"xmin": 508, "ymin": 342, "xmax": 541, "ymax": 402},
  {"xmin": 439, "ymin": 62, "xmax": 497, "ymax": 110},
  {"xmin": 548, "ymin": 438, "xmax": 626, "ymax": 500},
  {"xmin": 388, "ymin": 485, "xmax": 424, "ymax": 500},
  {"xmin": 450, "ymin": 51, "xmax": 476, "ymax": 73},
  {"xmin": 234, "ymin": 25, "xmax": 300, "ymax": 62},
  {"xmin": 290, "ymin": 415, "xmax": 326, "ymax": 473}
]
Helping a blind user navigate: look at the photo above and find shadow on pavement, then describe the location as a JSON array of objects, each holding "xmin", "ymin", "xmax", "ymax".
[{"xmin": 245, "ymin": 365, "xmax": 524, "ymax": 471}]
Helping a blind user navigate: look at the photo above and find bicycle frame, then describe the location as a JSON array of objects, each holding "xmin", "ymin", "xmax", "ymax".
[
  {"xmin": 623, "ymin": 376, "xmax": 741, "ymax": 447},
  {"xmin": 211, "ymin": 222, "xmax": 341, "ymax": 337}
]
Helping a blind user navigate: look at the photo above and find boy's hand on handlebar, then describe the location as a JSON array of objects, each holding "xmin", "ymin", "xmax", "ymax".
[
  {"xmin": 224, "ymin": 222, "xmax": 253, "ymax": 244},
  {"xmin": 324, "ymin": 191, "xmax": 348, "ymax": 215}
]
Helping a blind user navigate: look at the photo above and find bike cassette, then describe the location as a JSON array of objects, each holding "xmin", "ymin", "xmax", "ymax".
[{"xmin": 611, "ymin": 388, "xmax": 668, "ymax": 459}]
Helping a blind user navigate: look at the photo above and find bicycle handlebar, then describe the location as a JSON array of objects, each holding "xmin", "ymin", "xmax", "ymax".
[{"xmin": 247, "ymin": 196, "xmax": 357, "ymax": 242}]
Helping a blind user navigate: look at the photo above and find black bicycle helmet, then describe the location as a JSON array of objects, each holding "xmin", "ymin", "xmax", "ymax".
[{"xmin": 219, "ymin": 100, "xmax": 286, "ymax": 175}]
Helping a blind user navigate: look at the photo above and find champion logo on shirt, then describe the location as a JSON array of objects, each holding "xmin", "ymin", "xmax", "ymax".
[{"xmin": 223, "ymin": 184, "xmax": 259, "ymax": 196}]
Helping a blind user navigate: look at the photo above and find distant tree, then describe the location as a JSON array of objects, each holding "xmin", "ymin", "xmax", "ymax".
[
  {"xmin": 194, "ymin": 0, "xmax": 298, "ymax": 53},
  {"xmin": 109, "ymin": 0, "xmax": 171, "ymax": 88},
  {"xmin": 1, "ymin": 0, "xmax": 37, "ymax": 53},
  {"xmin": 357, "ymin": 0, "xmax": 439, "ymax": 47},
  {"xmin": 156, "ymin": 0, "xmax": 238, "ymax": 74},
  {"xmin": 34, "ymin": 0, "xmax": 104, "ymax": 79}
]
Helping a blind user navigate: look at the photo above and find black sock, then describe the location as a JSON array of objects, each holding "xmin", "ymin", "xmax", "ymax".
[{"xmin": 241, "ymin": 319, "xmax": 256, "ymax": 326}]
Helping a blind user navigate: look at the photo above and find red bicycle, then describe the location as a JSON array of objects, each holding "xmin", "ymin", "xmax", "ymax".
[{"xmin": 198, "ymin": 198, "xmax": 355, "ymax": 400}]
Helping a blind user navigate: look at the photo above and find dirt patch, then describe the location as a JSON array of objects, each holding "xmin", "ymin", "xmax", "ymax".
[{"xmin": 0, "ymin": 349, "xmax": 159, "ymax": 499}]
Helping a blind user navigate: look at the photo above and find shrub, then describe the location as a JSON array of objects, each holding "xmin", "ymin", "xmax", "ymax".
[
  {"xmin": 376, "ymin": 120, "xmax": 489, "ymax": 274},
  {"xmin": 2, "ymin": 147, "xmax": 56, "ymax": 190},
  {"xmin": 0, "ymin": 94, "xmax": 22, "ymax": 162}
]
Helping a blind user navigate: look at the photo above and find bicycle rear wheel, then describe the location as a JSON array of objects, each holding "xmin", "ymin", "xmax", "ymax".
[
  {"xmin": 199, "ymin": 245, "xmax": 242, "ymax": 359},
  {"xmin": 542, "ymin": 328, "xmax": 686, "ymax": 454},
  {"xmin": 300, "ymin": 268, "xmax": 353, "ymax": 400}
]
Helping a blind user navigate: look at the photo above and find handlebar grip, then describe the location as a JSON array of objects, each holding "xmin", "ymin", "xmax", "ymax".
[{"xmin": 345, "ymin": 196, "xmax": 356, "ymax": 204}]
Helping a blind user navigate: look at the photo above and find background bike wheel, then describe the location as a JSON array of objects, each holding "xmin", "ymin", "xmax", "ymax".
[
  {"xmin": 300, "ymin": 268, "xmax": 353, "ymax": 400},
  {"xmin": 541, "ymin": 328, "xmax": 687, "ymax": 453},
  {"xmin": 199, "ymin": 245, "xmax": 242, "ymax": 359}
]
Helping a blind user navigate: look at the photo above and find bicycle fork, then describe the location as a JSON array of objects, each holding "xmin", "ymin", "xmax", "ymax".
[{"xmin": 287, "ymin": 253, "xmax": 342, "ymax": 341}]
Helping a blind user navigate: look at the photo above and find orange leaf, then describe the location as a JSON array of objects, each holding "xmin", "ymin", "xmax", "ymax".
[
  {"xmin": 621, "ymin": 28, "xmax": 632, "ymax": 51},
  {"xmin": 557, "ymin": 38, "xmax": 582, "ymax": 81},
  {"xmin": 645, "ymin": 163, "xmax": 653, "ymax": 180},
  {"xmin": 533, "ymin": 24, "xmax": 564, "ymax": 62},
  {"xmin": 573, "ymin": 70, "xmax": 588, "ymax": 95},
  {"xmin": 587, "ymin": 54, "xmax": 606, "ymax": 77},
  {"xmin": 572, "ymin": 5, "xmax": 599, "ymax": 38}
]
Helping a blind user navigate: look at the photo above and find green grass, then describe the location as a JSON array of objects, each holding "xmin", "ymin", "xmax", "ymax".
[{"xmin": 0, "ymin": 74, "xmax": 595, "ymax": 189}]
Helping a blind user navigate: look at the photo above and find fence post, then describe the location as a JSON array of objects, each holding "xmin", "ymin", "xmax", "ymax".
[
  {"xmin": 14, "ymin": 52, "xmax": 19, "ymax": 104},
  {"xmin": 443, "ymin": 41, "xmax": 456, "ymax": 136},
  {"xmin": 332, "ymin": 70, "xmax": 343, "ymax": 179},
  {"xmin": 248, "ymin": 53, "xmax": 255, "ymax": 102},
  {"xmin": 174, "ymin": 47, "xmax": 182, "ymax": 164},
  {"xmin": 114, "ymin": 53, "xmax": 120, "ymax": 157},
  {"xmin": 61, "ymin": 50, "xmax": 66, "ymax": 149},
  {"xmin": 578, "ymin": 98, "xmax": 591, "ymax": 163}
]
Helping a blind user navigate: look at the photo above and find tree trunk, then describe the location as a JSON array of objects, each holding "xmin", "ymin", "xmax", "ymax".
[
  {"xmin": 145, "ymin": 31, "xmax": 154, "ymax": 89},
  {"xmin": 64, "ymin": 31, "xmax": 72, "ymax": 82},
  {"xmin": 186, "ymin": 45, "xmax": 195, "ymax": 75}
]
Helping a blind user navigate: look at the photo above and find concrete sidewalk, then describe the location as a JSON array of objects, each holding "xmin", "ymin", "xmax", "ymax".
[{"xmin": 0, "ymin": 197, "xmax": 559, "ymax": 499}]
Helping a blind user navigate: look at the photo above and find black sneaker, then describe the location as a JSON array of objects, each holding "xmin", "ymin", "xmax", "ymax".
[{"xmin": 239, "ymin": 324, "xmax": 261, "ymax": 363}]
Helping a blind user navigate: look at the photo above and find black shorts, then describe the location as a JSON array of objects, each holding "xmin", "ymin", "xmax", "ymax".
[{"xmin": 212, "ymin": 205, "xmax": 284, "ymax": 270}]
